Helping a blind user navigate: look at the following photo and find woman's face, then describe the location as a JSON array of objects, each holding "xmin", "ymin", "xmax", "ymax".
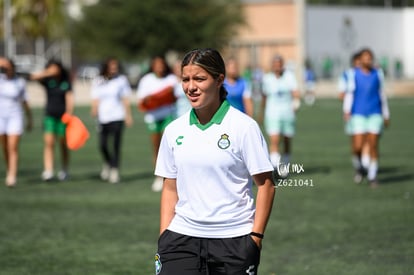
[
  {"xmin": 107, "ymin": 60, "xmax": 119, "ymax": 77},
  {"xmin": 181, "ymin": 64, "xmax": 223, "ymax": 110},
  {"xmin": 272, "ymin": 59, "xmax": 284, "ymax": 75},
  {"xmin": 152, "ymin": 57, "xmax": 166, "ymax": 77},
  {"xmin": 0, "ymin": 59, "xmax": 14, "ymax": 78},
  {"xmin": 226, "ymin": 60, "xmax": 238, "ymax": 79},
  {"xmin": 360, "ymin": 51, "xmax": 373, "ymax": 69}
]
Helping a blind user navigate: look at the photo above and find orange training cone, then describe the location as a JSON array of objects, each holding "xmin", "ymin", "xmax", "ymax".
[{"xmin": 61, "ymin": 113, "xmax": 90, "ymax": 150}]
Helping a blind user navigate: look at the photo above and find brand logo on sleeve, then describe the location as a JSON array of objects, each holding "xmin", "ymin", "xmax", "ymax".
[{"xmin": 176, "ymin": 136, "xmax": 184, "ymax": 145}]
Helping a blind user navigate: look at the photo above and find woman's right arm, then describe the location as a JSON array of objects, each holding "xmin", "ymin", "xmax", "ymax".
[
  {"xmin": 160, "ymin": 178, "xmax": 178, "ymax": 235},
  {"xmin": 91, "ymin": 99, "xmax": 99, "ymax": 118},
  {"xmin": 30, "ymin": 64, "xmax": 59, "ymax": 80}
]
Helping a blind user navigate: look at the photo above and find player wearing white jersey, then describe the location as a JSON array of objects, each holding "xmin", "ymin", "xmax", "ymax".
[
  {"xmin": 91, "ymin": 58, "xmax": 133, "ymax": 183},
  {"xmin": 0, "ymin": 57, "xmax": 32, "ymax": 187},
  {"xmin": 137, "ymin": 56, "xmax": 178, "ymax": 192},
  {"xmin": 261, "ymin": 55, "xmax": 300, "ymax": 176},
  {"xmin": 154, "ymin": 48, "xmax": 275, "ymax": 275}
]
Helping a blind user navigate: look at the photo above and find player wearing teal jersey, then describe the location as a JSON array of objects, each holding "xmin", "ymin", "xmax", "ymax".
[{"xmin": 261, "ymin": 55, "xmax": 300, "ymax": 176}]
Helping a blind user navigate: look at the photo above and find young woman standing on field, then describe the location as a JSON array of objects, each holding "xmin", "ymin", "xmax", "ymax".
[
  {"xmin": 261, "ymin": 55, "xmax": 300, "ymax": 176},
  {"xmin": 0, "ymin": 57, "xmax": 33, "ymax": 187},
  {"xmin": 136, "ymin": 56, "xmax": 178, "ymax": 192},
  {"xmin": 91, "ymin": 58, "xmax": 133, "ymax": 184},
  {"xmin": 154, "ymin": 48, "xmax": 275, "ymax": 274}
]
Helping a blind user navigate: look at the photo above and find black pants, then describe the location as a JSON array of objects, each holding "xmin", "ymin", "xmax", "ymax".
[
  {"xmin": 156, "ymin": 230, "xmax": 261, "ymax": 275},
  {"xmin": 98, "ymin": 121, "xmax": 124, "ymax": 168}
]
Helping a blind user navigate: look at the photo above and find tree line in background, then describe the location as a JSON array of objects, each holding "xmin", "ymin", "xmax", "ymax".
[
  {"xmin": 1, "ymin": 0, "xmax": 413, "ymax": 64},
  {"xmin": 1, "ymin": 0, "xmax": 244, "ymax": 63},
  {"xmin": 71, "ymin": 0, "xmax": 245, "ymax": 61}
]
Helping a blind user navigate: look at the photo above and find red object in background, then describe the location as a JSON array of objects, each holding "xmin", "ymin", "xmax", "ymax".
[
  {"xmin": 138, "ymin": 86, "xmax": 176, "ymax": 112},
  {"xmin": 61, "ymin": 113, "xmax": 90, "ymax": 150}
]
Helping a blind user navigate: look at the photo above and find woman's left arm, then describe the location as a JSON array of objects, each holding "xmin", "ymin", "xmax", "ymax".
[
  {"xmin": 22, "ymin": 100, "xmax": 33, "ymax": 131},
  {"xmin": 65, "ymin": 91, "xmax": 74, "ymax": 116},
  {"xmin": 122, "ymin": 97, "xmax": 133, "ymax": 127},
  {"xmin": 251, "ymin": 171, "xmax": 275, "ymax": 248}
]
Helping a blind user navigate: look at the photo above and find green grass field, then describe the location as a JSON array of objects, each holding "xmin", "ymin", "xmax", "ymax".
[{"xmin": 0, "ymin": 98, "xmax": 413, "ymax": 275}]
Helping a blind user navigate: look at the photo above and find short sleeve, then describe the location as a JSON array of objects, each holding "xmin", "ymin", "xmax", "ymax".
[
  {"xmin": 90, "ymin": 78, "xmax": 102, "ymax": 100},
  {"xmin": 154, "ymin": 127, "xmax": 177, "ymax": 178},
  {"xmin": 17, "ymin": 78, "xmax": 28, "ymax": 101},
  {"xmin": 119, "ymin": 75, "xmax": 132, "ymax": 98},
  {"xmin": 287, "ymin": 71, "xmax": 298, "ymax": 91},
  {"xmin": 261, "ymin": 75, "xmax": 270, "ymax": 96},
  {"xmin": 240, "ymin": 120, "xmax": 273, "ymax": 176}
]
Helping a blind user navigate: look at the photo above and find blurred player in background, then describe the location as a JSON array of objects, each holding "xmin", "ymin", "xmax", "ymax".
[
  {"xmin": 304, "ymin": 59, "xmax": 317, "ymax": 106},
  {"xmin": 224, "ymin": 57, "xmax": 254, "ymax": 116},
  {"xmin": 343, "ymin": 48, "xmax": 390, "ymax": 188},
  {"xmin": 136, "ymin": 56, "xmax": 178, "ymax": 191},
  {"xmin": 91, "ymin": 58, "xmax": 133, "ymax": 184},
  {"xmin": 261, "ymin": 55, "xmax": 300, "ymax": 177},
  {"xmin": 0, "ymin": 57, "xmax": 33, "ymax": 187},
  {"xmin": 30, "ymin": 60, "xmax": 74, "ymax": 182},
  {"xmin": 338, "ymin": 51, "xmax": 371, "ymax": 175}
]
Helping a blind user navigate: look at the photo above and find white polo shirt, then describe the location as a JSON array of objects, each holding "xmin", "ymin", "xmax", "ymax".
[
  {"xmin": 155, "ymin": 100, "xmax": 274, "ymax": 238},
  {"xmin": 0, "ymin": 76, "xmax": 27, "ymax": 118},
  {"xmin": 91, "ymin": 75, "xmax": 131, "ymax": 124},
  {"xmin": 262, "ymin": 70, "xmax": 298, "ymax": 120}
]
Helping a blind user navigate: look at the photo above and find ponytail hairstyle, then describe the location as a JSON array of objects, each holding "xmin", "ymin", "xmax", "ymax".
[{"xmin": 181, "ymin": 48, "xmax": 227, "ymax": 101}]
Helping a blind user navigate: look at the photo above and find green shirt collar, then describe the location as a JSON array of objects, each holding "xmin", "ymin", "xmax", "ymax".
[{"xmin": 189, "ymin": 100, "xmax": 230, "ymax": 130}]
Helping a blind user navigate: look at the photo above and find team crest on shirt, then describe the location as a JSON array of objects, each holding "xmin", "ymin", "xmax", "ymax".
[
  {"xmin": 217, "ymin": 134, "xmax": 230, "ymax": 149},
  {"xmin": 155, "ymin": 253, "xmax": 162, "ymax": 274}
]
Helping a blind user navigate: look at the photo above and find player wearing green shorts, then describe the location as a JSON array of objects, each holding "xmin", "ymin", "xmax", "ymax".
[
  {"xmin": 343, "ymin": 48, "xmax": 390, "ymax": 187},
  {"xmin": 30, "ymin": 60, "xmax": 74, "ymax": 181},
  {"xmin": 136, "ymin": 56, "xmax": 178, "ymax": 191},
  {"xmin": 261, "ymin": 55, "xmax": 300, "ymax": 176}
]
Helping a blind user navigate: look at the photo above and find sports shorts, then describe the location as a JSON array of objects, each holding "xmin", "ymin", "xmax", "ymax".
[
  {"xmin": 44, "ymin": 116, "xmax": 66, "ymax": 137},
  {"xmin": 349, "ymin": 114, "xmax": 384, "ymax": 135},
  {"xmin": 156, "ymin": 230, "xmax": 261, "ymax": 275},
  {"xmin": 0, "ymin": 115, "xmax": 24, "ymax": 135},
  {"xmin": 264, "ymin": 116, "xmax": 295, "ymax": 137},
  {"xmin": 146, "ymin": 115, "xmax": 174, "ymax": 133}
]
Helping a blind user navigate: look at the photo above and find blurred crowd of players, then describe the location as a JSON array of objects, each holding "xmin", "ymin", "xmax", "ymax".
[{"xmin": 0, "ymin": 47, "xmax": 389, "ymax": 189}]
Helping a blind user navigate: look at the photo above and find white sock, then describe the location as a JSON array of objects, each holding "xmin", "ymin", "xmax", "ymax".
[
  {"xmin": 270, "ymin": 152, "xmax": 281, "ymax": 168},
  {"xmin": 361, "ymin": 154, "xmax": 370, "ymax": 170},
  {"xmin": 352, "ymin": 155, "xmax": 362, "ymax": 171},
  {"xmin": 367, "ymin": 160, "xmax": 378, "ymax": 181}
]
